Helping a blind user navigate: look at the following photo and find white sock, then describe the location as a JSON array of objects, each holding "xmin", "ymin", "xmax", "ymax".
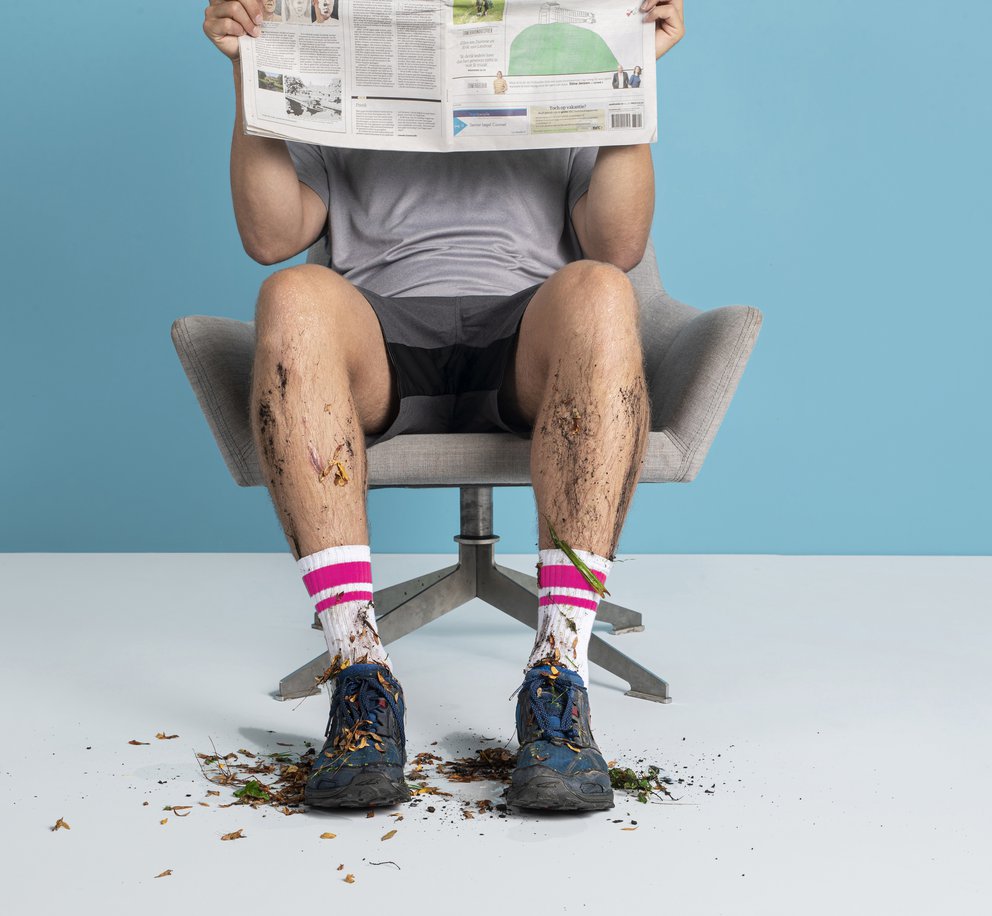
[
  {"xmin": 298, "ymin": 544, "xmax": 391, "ymax": 670},
  {"xmin": 526, "ymin": 547, "xmax": 612, "ymax": 684}
]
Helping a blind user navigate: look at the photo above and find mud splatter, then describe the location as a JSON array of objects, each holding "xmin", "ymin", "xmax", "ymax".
[
  {"xmin": 608, "ymin": 378, "xmax": 649, "ymax": 557},
  {"xmin": 538, "ymin": 355, "xmax": 603, "ymax": 525},
  {"xmin": 256, "ymin": 398, "xmax": 286, "ymax": 480},
  {"xmin": 276, "ymin": 362, "xmax": 289, "ymax": 401}
]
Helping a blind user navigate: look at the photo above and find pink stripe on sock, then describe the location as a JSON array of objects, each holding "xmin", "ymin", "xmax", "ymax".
[
  {"xmin": 538, "ymin": 564, "xmax": 606, "ymax": 592},
  {"xmin": 303, "ymin": 561, "xmax": 372, "ymax": 597},
  {"xmin": 539, "ymin": 593, "xmax": 599, "ymax": 612},
  {"xmin": 315, "ymin": 590, "xmax": 374, "ymax": 612}
]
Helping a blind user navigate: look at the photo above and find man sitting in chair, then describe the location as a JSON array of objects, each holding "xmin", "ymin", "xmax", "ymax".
[{"xmin": 202, "ymin": 0, "xmax": 685, "ymax": 812}]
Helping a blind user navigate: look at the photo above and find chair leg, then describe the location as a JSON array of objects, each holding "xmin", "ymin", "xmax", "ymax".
[
  {"xmin": 277, "ymin": 485, "xmax": 672, "ymax": 703},
  {"xmin": 374, "ymin": 559, "xmax": 477, "ymax": 643},
  {"xmin": 373, "ymin": 563, "xmax": 461, "ymax": 614},
  {"xmin": 479, "ymin": 561, "xmax": 671, "ymax": 703},
  {"xmin": 279, "ymin": 555, "xmax": 478, "ymax": 700},
  {"xmin": 492, "ymin": 562, "xmax": 645, "ymax": 635},
  {"xmin": 277, "ymin": 649, "xmax": 331, "ymax": 701},
  {"xmin": 594, "ymin": 600, "xmax": 644, "ymax": 634},
  {"xmin": 587, "ymin": 634, "xmax": 671, "ymax": 703}
]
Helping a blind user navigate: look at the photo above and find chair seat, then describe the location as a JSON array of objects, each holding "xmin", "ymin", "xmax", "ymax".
[
  {"xmin": 170, "ymin": 243, "xmax": 763, "ymax": 489},
  {"xmin": 361, "ymin": 430, "xmax": 685, "ymax": 488}
]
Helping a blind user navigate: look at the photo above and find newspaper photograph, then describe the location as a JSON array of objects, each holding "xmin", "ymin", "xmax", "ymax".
[{"xmin": 239, "ymin": 0, "xmax": 657, "ymax": 151}]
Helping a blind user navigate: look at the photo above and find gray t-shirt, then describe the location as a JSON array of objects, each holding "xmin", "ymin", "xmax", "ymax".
[{"xmin": 287, "ymin": 144, "xmax": 597, "ymax": 297}]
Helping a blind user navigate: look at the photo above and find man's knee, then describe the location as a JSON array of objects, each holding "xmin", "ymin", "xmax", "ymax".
[
  {"xmin": 254, "ymin": 264, "xmax": 352, "ymax": 342},
  {"xmin": 537, "ymin": 261, "xmax": 641, "ymax": 369},
  {"xmin": 551, "ymin": 260, "xmax": 639, "ymax": 327}
]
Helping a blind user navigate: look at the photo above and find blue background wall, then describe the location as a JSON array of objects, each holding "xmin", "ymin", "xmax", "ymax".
[{"xmin": 2, "ymin": 2, "xmax": 990, "ymax": 554}]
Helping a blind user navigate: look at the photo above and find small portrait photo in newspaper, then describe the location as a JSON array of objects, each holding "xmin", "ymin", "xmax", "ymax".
[{"xmin": 312, "ymin": 0, "xmax": 339, "ymax": 24}]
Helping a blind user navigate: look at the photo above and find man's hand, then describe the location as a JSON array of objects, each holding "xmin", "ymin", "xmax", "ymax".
[
  {"xmin": 641, "ymin": 0, "xmax": 685, "ymax": 60},
  {"xmin": 203, "ymin": 0, "xmax": 264, "ymax": 61}
]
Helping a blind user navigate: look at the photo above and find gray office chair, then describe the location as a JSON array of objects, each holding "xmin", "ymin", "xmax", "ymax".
[{"xmin": 171, "ymin": 239, "xmax": 762, "ymax": 704}]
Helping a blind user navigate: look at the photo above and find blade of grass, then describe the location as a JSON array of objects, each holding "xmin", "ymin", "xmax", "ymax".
[{"xmin": 544, "ymin": 515, "xmax": 610, "ymax": 598}]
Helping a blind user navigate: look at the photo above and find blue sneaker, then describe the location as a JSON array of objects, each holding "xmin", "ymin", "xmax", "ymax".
[
  {"xmin": 303, "ymin": 662, "xmax": 411, "ymax": 808},
  {"xmin": 505, "ymin": 664, "xmax": 614, "ymax": 811}
]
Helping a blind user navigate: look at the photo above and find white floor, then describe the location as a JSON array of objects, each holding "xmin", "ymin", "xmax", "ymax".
[{"xmin": 1, "ymin": 554, "xmax": 990, "ymax": 914}]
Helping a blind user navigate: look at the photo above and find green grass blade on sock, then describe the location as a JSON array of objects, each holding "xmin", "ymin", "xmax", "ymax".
[{"xmin": 544, "ymin": 515, "xmax": 610, "ymax": 598}]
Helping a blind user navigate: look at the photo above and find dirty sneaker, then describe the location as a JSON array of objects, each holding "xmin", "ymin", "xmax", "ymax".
[
  {"xmin": 304, "ymin": 662, "xmax": 411, "ymax": 808},
  {"xmin": 505, "ymin": 663, "xmax": 614, "ymax": 811}
]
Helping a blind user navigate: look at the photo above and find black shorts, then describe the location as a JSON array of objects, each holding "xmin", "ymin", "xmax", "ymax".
[{"xmin": 356, "ymin": 283, "xmax": 541, "ymax": 447}]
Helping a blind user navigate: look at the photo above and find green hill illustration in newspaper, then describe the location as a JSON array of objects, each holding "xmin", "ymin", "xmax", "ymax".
[{"xmin": 508, "ymin": 22, "xmax": 618, "ymax": 76}]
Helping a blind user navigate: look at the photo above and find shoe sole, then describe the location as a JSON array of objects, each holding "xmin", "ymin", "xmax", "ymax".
[
  {"xmin": 505, "ymin": 770, "xmax": 615, "ymax": 812},
  {"xmin": 304, "ymin": 770, "xmax": 411, "ymax": 809}
]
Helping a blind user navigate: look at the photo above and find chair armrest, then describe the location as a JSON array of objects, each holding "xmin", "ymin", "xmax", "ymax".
[{"xmin": 644, "ymin": 299, "xmax": 763, "ymax": 482}]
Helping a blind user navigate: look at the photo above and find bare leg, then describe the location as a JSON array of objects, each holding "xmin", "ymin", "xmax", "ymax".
[
  {"xmin": 498, "ymin": 260, "xmax": 651, "ymax": 559},
  {"xmin": 250, "ymin": 264, "xmax": 399, "ymax": 559}
]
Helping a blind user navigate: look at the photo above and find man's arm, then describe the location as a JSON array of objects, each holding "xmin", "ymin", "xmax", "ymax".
[
  {"xmin": 570, "ymin": 145, "xmax": 654, "ymax": 273},
  {"xmin": 230, "ymin": 60, "xmax": 328, "ymax": 265},
  {"xmin": 204, "ymin": 0, "xmax": 327, "ymax": 265},
  {"xmin": 570, "ymin": 0, "xmax": 685, "ymax": 272}
]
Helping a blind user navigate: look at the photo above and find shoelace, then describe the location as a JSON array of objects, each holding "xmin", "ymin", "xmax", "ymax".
[
  {"xmin": 526, "ymin": 671, "xmax": 581, "ymax": 745},
  {"xmin": 325, "ymin": 667, "xmax": 405, "ymax": 751}
]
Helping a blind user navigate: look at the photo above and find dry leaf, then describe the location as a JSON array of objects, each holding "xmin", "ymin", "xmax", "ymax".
[
  {"xmin": 336, "ymin": 864, "xmax": 344, "ymax": 871},
  {"xmin": 51, "ymin": 817, "xmax": 70, "ymax": 832},
  {"xmin": 198, "ymin": 802, "xmax": 210, "ymax": 807},
  {"xmin": 155, "ymin": 732, "xmax": 179, "ymax": 740},
  {"xmin": 381, "ymin": 830, "xmax": 397, "ymax": 841},
  {"xmin": 621, "ymin": 826, "xmax": 638, "ymax": 831},
  {"xmin": 462, "ymin": 810, "xmax": 474, "ymax": 820},
  {"xmin": 320, "ymin": 832, "xmax": 337, "ymax": 840},
  {"xmin": 365, "ymin": 810, "xmax": 375, "ymax": 818},
  {"xmin": 221, "ymin": 829, "xmax": 245, "ymax": 841},
  {"xmin": 128, "ymin": 739, "xmax": 149, "ymax": 746},
  {"xmin": 343, "ymin": 874, "xmax": 356, "ymax": 884},
  {"xmin": 154, "ymin": 869, "xmax": 172, "ymax": 879},
  {"xmin": 206, "ymin": 790, "xmax": 220, "ymax": 797},
  {"xmin": 160, "ymin": 819, "xmax": 168, "ymax": 825}
]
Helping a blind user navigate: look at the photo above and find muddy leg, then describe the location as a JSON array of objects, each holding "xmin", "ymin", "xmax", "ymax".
[
  {"xmin": 499, "ymin": 260, "xmax": 651, "ymax": 559},
  {"xmin": 250, "ymin": 264, "xmax": 398, "ymax": 559}
]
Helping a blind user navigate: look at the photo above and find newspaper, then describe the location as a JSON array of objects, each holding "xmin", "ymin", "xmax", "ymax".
[{"xmin": 239, "ymin": 0, "xmax": 656, "ymax": 152}]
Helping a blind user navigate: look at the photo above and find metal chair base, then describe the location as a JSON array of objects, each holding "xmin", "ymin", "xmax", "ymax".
[{"xmin": 276, "ymin": 487, "xmax": 671, "ymax": 704}]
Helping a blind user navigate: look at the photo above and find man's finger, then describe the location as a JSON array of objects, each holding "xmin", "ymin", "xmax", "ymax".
[
  {"xmin": 208, "ymin": 0, "xmax": 262, "ymax": 25},
  {"xmin": 208, "ymin": 1, "xmax": 260, "ymax": 35},
  {"xmin": 644, "ymin": 5, "xmax": 679, "ymax": 24},
  {"xmin": 640, "ymin": 0, "xmax": 683, "ymax": 15},
  {"xmin": 205, "ymin": 16, "xmax": 248, "ymax": 41},
  {"xmin": 208, "ymin": 0, "xmax": 259, "ymax": 12}
]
